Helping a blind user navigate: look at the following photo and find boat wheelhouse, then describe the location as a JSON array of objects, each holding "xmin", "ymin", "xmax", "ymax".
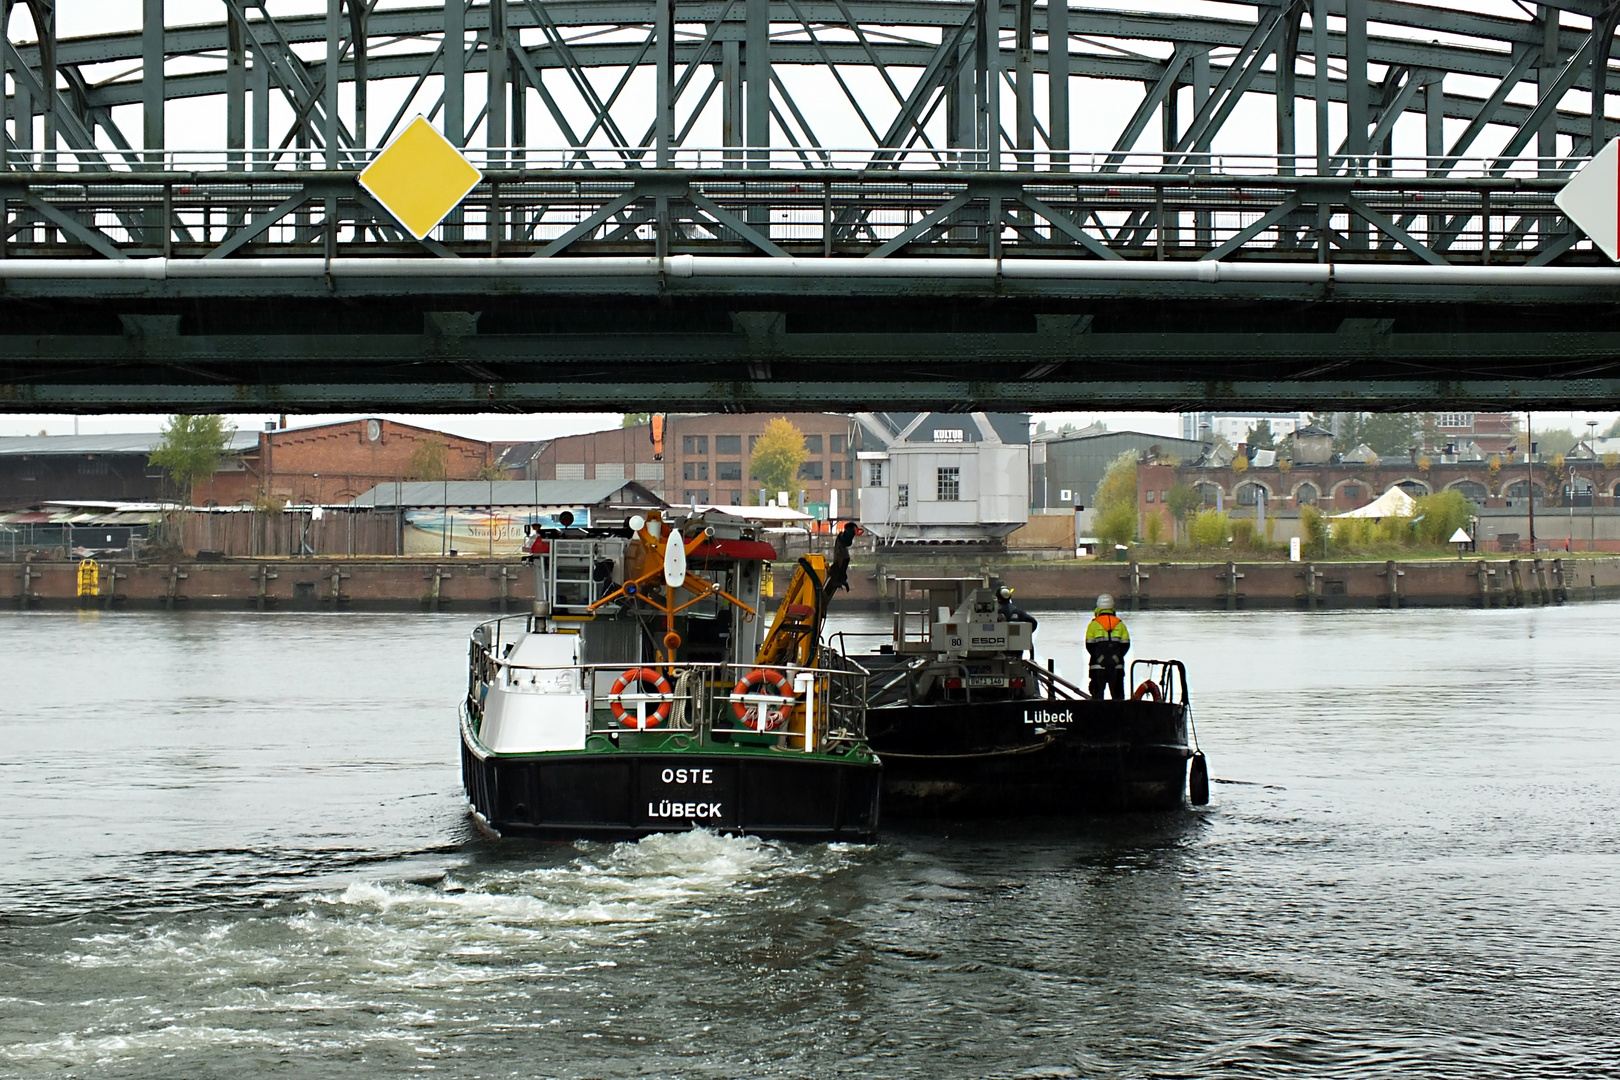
[{"xmin": 460, "ymin": 510, "xmax": 880, "ymax": 841}]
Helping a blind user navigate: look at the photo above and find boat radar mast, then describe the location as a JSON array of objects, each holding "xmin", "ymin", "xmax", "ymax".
[{"xmin": 586, "ymin": 510, "xmax": 758, "ymax": 664}]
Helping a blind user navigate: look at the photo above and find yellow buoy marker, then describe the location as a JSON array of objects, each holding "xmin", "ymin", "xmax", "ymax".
[{"xmin": 358, "ymin": 116, "xmax": 483, "ymax": 240}]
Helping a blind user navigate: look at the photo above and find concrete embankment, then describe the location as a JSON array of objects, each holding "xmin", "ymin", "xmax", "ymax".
[{"xmin": 10, "ymin": 553, "xmax": 1620, "ymax": 611}]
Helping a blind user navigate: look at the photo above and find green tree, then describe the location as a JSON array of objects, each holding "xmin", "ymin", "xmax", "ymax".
[
  {"xmin": 1165, "ymin": 483, "xmax": 1202, "ymax": 541},
  {"xmin": 1357, "ymin": 413, "xmax": 1422, "ymax": 455},
  {"xmin": 1092, "ymin": 450, "xmax": 1139, "ymax": 547},
  {"xmin": 1412, "ymin": 490, "xmax": 1476, "ymax": 546},
  {"xmin": 1189, "ymin": 509, "xmax": 1230, "ymax": 550},
  {"xmin": 475, "ymin": 460, "xmax": 508, "ymax": 481},
  {"xmin": 1300, "ymin": 505, "xmax": 1328, "ymax": 552},
  {"xmin": 148, "ymin": 414, "xmax": 236, "ymax": 504},
  {"xmin": 621, "ymin": 412, "xmax": 650, "ymax": 428},
  {"xmin": 747, "ymin": 417, "xmax": 808, "ymax": 496},
  {"xmin": 408, "ymin": 435, "xmax": 450, "ymax": 481},
  {"xmin": 1245, "ymin": 419, "xmax": 1275, "ymax": 450}
]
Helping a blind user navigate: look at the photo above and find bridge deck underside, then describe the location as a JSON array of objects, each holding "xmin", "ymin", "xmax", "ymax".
[{"xmin": 5, "ymin": 274, "xmax": 1619, "ymax": 412}]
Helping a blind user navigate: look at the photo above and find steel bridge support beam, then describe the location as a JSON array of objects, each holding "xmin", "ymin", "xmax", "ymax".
[
  {"xmin": 746, "ymin": 0, "xmax": 769, "ymax": 165},
  {"xmin": 1047, "ymin": 0, "xmax": 1068, "ymax": 170}
]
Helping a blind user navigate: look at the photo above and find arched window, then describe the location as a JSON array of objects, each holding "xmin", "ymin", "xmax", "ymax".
[
  {"xmin": 1448, "ymin": 480, "xmax": 1488, "ymax": 502},
  {"xmin": 1396, "ymin": 479, "xmax": 1431, "ymax": 497},
  {"xmin": 1294, "ymin": 482, "xmax": 1319, "ymax": 505},
  {"xmin": 1236, "ymin": 481, "xmax": 1268, "ymax": 506},
  {"xmin": 1195, "ymin": 482, "xmax": 1222, "ymax": 507},
  {"xmin": 1504, "ymin": 480, "xmax": 1544, "ymax": 502}
]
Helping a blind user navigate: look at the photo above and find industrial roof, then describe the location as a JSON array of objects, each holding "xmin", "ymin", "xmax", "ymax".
[
  {"xmin": 0, "ymin": 431, "xmax": 260, "ymax": 456},
  {"xmin": 348, "ymin": 479, "xmax": 664, "ymax": 508}
]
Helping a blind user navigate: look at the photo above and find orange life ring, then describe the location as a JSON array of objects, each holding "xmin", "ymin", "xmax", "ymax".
[
  {"xmin": 609, "ymin": 666, "xmax": 673, "ymax": 728},
  {"xmin": 729, "ymin": 667, "xmax": 796, "ymax": 731},
  {"xmin": 1131, "ymin": 680, "xmax": 1162, "ymax": 702}
]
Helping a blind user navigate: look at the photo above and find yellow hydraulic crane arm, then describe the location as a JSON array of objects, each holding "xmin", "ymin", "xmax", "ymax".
[{"xmin": 754, "ymin": 554, "xmax": 827, "ymax": 670}]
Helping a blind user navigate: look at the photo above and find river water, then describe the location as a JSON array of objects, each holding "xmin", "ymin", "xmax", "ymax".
[{"xmin": 1, "ymin": 605, "xmax": 1616, "ymax": 1078}]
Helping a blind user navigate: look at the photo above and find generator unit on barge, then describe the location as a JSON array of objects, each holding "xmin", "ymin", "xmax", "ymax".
[{"xmin": 460, "ymin": 510, "xmax": 880, "ymax": 841}]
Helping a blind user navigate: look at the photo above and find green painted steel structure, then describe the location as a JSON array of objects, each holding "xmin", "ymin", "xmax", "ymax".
[{"xmin": 4, "ymin": 1, "xmax": 1620, "ymax": 411}]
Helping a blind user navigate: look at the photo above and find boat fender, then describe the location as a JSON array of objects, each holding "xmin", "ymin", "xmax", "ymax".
[
  {"xmin": 730, "ymin": 668, "xmax": 796, "ymax": 731},
  {"xmin": 1131, "ymin": 680, "xmax": 1162, "ymax": 701},
  {"xmin": 1189, "ymin": 751, "xmax": 1210, "ymax": 806},
  {"xmin": 608, "ymin": 667, "xmax": 673, "ymax": 728}
]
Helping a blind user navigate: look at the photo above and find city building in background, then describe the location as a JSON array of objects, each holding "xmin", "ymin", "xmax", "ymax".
[
  {"xmin": 519, "ymin": 414, "xmax": 856, "ymax": 514},
  {"xmin": 854, "ymin": 412, "xmax": 1030, "ymax": 542},
  {"xmin": 0, "ymin": 430, "xmax": 260, "ymax": 509},
  {"xmin": 1180, "ymin": 411, "xmax": 1306, "ymax": 444},
  {"xmin": 1035, "ymin": 429, "xmax": 1207, "ymax": 511}
]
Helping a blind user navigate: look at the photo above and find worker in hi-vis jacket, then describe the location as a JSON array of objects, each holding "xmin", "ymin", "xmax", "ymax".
[{"xmin": 1084, "ymin": 593, "xmax": 1130, "ymax": 699}]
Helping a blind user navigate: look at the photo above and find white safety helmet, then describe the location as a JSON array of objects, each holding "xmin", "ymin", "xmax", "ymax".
[
  {"xmin": 1095, "ymin": 593, "xmax": 1115, "ymax": 613},
  {"xmin": 997, "ymin": 586, "xmax": 1013, "ymax": 600}
]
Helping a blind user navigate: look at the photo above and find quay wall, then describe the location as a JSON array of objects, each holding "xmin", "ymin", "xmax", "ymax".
[{"xmin": 10, "ymin": 554, "xmax": 1620, "ymax": 611}]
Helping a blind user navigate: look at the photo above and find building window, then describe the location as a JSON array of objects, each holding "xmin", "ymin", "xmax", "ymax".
[
  {"xmin": 805, "ymin": 434, "xmax": 823, "ymax": 453},
  {"xmin": 683, "ymin": 435, "xmax": 707, "ymax": 454},
  {"xmin": 830, "ymin": 461, "xmax": 843, "ymax": 480},
  {"xmin": 748, "ymin": 435, "xmax": 759, "ymax": 452},
  {"xmin": 1438, "ymin": 412, "xmax": 1474, "ymax": 429},
  {"xmin": 1145, "ymin": 489, "xmax": 1156, "ymax": 503},
  {"xmin": 715, "ymin": 435, "xmax": 741, "ymax": 455},
  {"xmin": 1295, "ymin": 483, "xmax": 1319, "ymax": 505},
  {"xmin": 867, "ymin": 461, "xmax": 884, "ymax": 486},
  {"xmin": 729, "ymin": 490, "xmax": 743, "ymax": 505},
  {"xmin": 937, "ymin": 467, "xmax": 960, "ymax": 501},
  {"xmin": 897, "ymin": 483, "xmax": 909, "ymax": 507},
  {"xmin": 1341, "ymin": 485, "xmax": 1362, "ymax": 501},
  {"xmin": 683, "ymin": 489, "xmax": 707, "ymax": 503},
  {"xmin": 683, "ymin": 461, "xmax": 708, "ymax": 481},
  {"xmin": 831, "ymin": 434, "xmax": 846, "ymax": 453},
  {"xmin": 716, "ymin": 460, "xmax": 742, "ymax": 481},
  {"xmin": 933, "ymin": 429, "xmax": 965, "ymax": 443},
  {"xmin": 798, "ymin": 461, "xmax": 824, "ymax": 480}
]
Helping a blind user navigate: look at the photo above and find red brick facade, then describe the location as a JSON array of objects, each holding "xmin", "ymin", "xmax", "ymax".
[
  {"xmin": 523, "ymin": 413, "xmax": 857, "ymax": 509},
  {"xmin": 196, "ymin": 419, "xmax": 493, "ymax": 506}
]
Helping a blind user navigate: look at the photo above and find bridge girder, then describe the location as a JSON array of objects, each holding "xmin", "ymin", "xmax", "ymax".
[{"xmin": 5, "ymin": 2, "xmax": 1620, "ymax": 412}]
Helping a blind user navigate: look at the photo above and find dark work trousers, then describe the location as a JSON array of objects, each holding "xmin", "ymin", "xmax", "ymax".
[{"xmin": 1089, "ymin": 669, "xmax": 1125, "ymax": 699}]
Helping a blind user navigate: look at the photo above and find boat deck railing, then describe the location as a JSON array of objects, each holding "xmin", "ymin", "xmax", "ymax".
[
  {"xmin": 831, "ymin": 630, "xmax": 1088, "ymax": 707},
  {"xmin": 469, "ymin": 624, "xmax": 868, "ymax": 751},
  {"xmin": 1128, "ymin": 659, "xmax": 1190, "ymax": 707}
]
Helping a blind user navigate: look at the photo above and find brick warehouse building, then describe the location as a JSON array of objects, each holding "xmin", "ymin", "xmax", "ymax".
[
  {"xmin": 201, "ymin": 418, "xmax": 494, "ymax": 507},
  {"xmin": 512, "ymin": 414, "xmax": 857, "ymax": 511}
]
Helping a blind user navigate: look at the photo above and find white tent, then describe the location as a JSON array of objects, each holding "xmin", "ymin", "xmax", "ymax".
[{"xmin": 1332, "ymin": 485, "xmax": 1419, "ymax": 519}]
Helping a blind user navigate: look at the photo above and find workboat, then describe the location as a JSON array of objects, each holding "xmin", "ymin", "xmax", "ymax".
[
  {"xmin": 460, "ymin": 509, "xmax": 880, "ymax": 841},
  {"xmin": 837, "ymin": 577, "xmax": 1208, "ymax": 815}
]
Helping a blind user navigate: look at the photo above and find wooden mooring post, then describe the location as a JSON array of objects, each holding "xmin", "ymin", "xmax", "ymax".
[
  {"xmin": 1122, "ymin": 561, "xmax": 1149, "ymax": 611},
  {"xmin": 1379, "ymin": 561, "xmax": 1405, "ymax": 609},
  {"xmin": 1300, "ymin": 563, "xmax": 1324, "ymax": 611},
  {"xmin": 1217, "ymin": 562, "xmax": 1244, "ymax": 610}
]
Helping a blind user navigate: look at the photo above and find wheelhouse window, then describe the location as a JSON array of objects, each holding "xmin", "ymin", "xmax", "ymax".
[
  {"xmin": 937, "ymin": 467, "xmax": 960, "ymax": 501},
  {"xmin": 867, "ymin": 461, "xmax": 884, "ymax": 486}
]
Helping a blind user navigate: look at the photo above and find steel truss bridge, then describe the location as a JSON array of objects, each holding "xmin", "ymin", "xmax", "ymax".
[{"xmin": 5, "ymin": 0, "xmax": 1620, "ymax": 413}]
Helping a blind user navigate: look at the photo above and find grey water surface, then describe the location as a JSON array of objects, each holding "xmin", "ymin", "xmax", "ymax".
[{"xmin": 1, "ymin": 605, "xmax": 1616, "ymax": 1078}]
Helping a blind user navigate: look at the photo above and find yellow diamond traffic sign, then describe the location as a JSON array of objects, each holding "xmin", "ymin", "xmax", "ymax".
[{"xmin": 358, "ymin": 116, "xmax": 482, "ymax": 240}]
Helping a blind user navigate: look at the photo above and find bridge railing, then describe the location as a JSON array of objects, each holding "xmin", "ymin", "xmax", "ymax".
[
  {"xmin": 0, "ymin": 161, "xmax": 1585, "ymax": 266},
  {"xmin": 0, "ymin": 147, "xmax": 1590, "ymax": 181}
]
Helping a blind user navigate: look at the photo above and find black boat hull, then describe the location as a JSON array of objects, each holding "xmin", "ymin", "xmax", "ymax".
[
  {"xmin": 867, "ymin": 698, "xmax": 1192, "ymax": 815},
  {"xmin": 461, "ymin": 722, "xmax": 882, "ymax": 841}
]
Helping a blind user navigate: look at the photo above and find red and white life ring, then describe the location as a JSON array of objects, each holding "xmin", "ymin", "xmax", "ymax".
[
  {"xmin": 1131, "ymin": 680, "xmax": 1162, "ymax": 702},
  {"xmin": 608, "ymin": 666, "xmax": 673, "ymax": 728},
  {"xmin": 729, "ymin": 668, "xmax": 796, "ymax": 731}
]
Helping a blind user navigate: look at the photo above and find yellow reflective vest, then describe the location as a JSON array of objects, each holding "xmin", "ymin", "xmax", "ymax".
[{"xmin": 1085, "ymin": 613, "xmax": 1130, "ymax": 670}]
